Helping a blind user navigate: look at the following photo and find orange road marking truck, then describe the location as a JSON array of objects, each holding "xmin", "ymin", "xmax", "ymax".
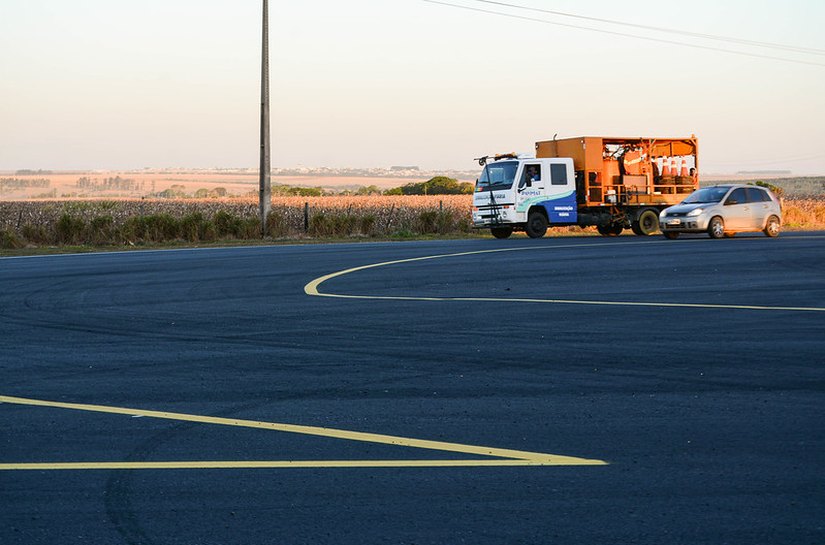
[{"xmin": 472, "ymin": 135, "xmax": 699, "ymax": 238}]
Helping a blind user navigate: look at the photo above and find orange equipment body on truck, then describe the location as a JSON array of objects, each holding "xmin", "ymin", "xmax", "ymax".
[{"xmin": 534, "ymin": 135, "xmax": 699, "ymax": 207}]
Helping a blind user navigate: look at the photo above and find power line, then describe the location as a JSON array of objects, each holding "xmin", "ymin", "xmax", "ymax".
[
  {"xmin": 472, "ymin": 0, "xmax": 825, "ymax": 56},
  {"xmin": 421, "ymin": 0, "xmax": 825, "ymax": 68}
]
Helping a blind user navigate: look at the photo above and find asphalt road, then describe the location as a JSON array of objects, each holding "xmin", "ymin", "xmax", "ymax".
[{"xmin": 1, "ymin": 233, "xmax": 824, "ymax": 545}]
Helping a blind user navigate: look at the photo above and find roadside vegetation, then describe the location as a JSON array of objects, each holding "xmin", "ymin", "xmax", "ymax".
[
  {"xmin": 701, "ymin": 177, "xmax": 825, "ymax": 198},
  {"xmin": 0, "ymin": 196, "xmax": 475, "ymax": 250},
  {"xmin": 2, "ymin": 176, "xmax": 824, "ymax": 252}
]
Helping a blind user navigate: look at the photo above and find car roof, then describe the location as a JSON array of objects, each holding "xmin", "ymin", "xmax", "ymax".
[{"xmin": 704, "ymin": 183, "xmax": 772, "ymax": 191}]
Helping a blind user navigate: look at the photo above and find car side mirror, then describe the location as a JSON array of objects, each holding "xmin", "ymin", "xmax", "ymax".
[{"xmin": 725, "ymin": 198, "xmax": 738, "ymax": 206}]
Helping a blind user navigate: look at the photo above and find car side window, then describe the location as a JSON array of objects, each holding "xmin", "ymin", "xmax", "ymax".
[
  {"xmin": 726, "ymin": 188, "xmax": 748, "ymax": 205},
  {"xmin": 746, "ymin": 188, "xmax": 768, "ymax": 203}
]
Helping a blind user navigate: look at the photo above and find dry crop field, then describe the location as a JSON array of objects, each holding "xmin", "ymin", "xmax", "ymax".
[
  {"xmin": 1, "ymin": 195, "xmax": 823, "ymax": 250},
  {"xmin": 0, "ymin": 195, "xmax": 825, "ymax": 249},
  {"xmin": 0, "ymin": 196, "xmax": 478, "ymax": 248},
  {"xmin": 0, "ymin": 171, "xmax": 457, "ymax": 200}
]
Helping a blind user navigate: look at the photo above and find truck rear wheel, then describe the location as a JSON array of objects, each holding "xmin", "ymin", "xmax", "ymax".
[
  {"xmin": 525, "ymin": 212, "xmax": 547, "ymax": 239},
  {"xmin": 631, "ymin": 209, "xmax": 660, "ymax": 236},
  {"xmin": 597, "ymin": 224, "xmax": 623, "ymax": 237},
  {"xmin": 490, "ymin": 226, "xmax": 513, "ymax": 239}
]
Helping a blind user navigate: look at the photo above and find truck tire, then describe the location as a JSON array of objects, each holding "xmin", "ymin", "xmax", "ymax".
[
  {"xmin": 525, "ymin": 211, "xmax": 547, "ymax": 239},
  {"xmin": 631, "ymin": 209, "xmax": 660, "ymax": 236},
  {"xmin": 708, "ymin": 216, "xmax": 725, "ymax": 239},
  {"xmin": 490, "ymin": 226, "xmax": 513, "ymax": 239},
  {"xmin": 597, "ymin": 224, "xmax": 623, "ymax": 237}
]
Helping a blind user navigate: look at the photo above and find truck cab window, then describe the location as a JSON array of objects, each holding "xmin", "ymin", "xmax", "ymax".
[
  {"xmin": 550, "ymin": 163, "xmax": 568, "ymax": 186},
  {"xmin": 519, "ymin": 164, "xmax": 542, "ymax": 189},
  {"xmin": 476, "ymin": 161, "xmax": 519, "ymax": 191}
]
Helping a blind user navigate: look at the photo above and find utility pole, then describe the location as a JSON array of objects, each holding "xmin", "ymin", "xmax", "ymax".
[{"xmin": 259, "ymin": 0, "xmax": 271, "ymax": 237}]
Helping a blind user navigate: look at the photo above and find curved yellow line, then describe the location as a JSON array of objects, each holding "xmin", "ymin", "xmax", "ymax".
[{"xmin": 304, "ymin": 241, "xmax": 825, "ymax": 313}]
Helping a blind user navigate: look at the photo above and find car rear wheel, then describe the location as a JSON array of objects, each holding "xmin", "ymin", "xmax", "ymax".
[
  {"xmin": 708, "ymin": 216, "xmax": 725, "ymax": 239},
  {"xmin": 764, "ymin": 215, "xmax": 781, "ymax": 237}
]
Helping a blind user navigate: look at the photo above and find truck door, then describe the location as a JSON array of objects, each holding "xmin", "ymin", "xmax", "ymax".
[
  {"xmin": 515, "ymin": 162, "xmax": 543, "ymax": 216},
  {"xmin": 544, "ymin": 162, "xmax": 577, "ymax": 223},
  {"xmin": 517, "ymin": 163, "xmax": 543, "ymax": 191},
  {"xmin": 515, "ymin": 160, "xmax": 577, "ymax": 224}
]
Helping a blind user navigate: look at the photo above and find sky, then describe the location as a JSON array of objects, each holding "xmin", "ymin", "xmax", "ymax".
[{"xmin": 1, "ymin": 0, "xmax": 824, "ymax": 174}]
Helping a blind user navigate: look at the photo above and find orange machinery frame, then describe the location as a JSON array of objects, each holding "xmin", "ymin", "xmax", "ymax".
[{"xmin": 535, "ymin": 136, "xmax": 699, "ymax": 206}]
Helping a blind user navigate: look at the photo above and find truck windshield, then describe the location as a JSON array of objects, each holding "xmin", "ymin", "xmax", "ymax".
[
  {"xmin": 682, "ymin": 186, "xmax": 730, "ymax": 204},
  {"xmin": 476, "ymin": 161, "xmax": 518, "ymax": 191}
]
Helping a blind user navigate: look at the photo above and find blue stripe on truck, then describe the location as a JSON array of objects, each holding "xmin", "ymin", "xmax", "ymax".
[{"xmin": 517, "ymin": 191, "xmax": 578, "ymax": 224}]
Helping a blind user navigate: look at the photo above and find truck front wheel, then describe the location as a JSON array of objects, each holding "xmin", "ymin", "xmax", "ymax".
[
  {"xmin": 525, "ymin": 212, "xmax": 548, "ymax": 239},
  {"xmin": 490, "ymin": 226, "xmax": 513, "ymax": 239}
]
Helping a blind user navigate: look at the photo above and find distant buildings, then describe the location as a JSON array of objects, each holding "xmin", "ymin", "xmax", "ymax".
[{"xmin": 736, "ymin": 170, "xmax": 792, "ymax": 176}]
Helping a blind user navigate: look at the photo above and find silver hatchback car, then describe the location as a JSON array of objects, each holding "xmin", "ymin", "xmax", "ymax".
[{"xmin": 659, "ymin": 184, "xmax": 782, "ymax": 239}]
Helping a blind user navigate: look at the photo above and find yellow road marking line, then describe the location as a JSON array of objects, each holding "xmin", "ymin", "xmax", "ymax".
[
  {"xmin": 0, "ymin": 459, "xmax": 590, "ymax": 471},
  {"xmin": 0, "ymin": 395, "xmax": 607, "ymax": 470},
  {"xmin": 304, "ymin": 241, "xmax": 825, "ymax": 313}
]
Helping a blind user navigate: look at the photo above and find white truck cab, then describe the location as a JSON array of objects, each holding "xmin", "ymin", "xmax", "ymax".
[{"xmin": 472, "ymin": 154, "xmax": 576, "ymax": 238}]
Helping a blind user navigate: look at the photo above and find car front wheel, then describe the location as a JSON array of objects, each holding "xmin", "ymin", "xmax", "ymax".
[{"xmin": 708, "ymin": 217, "xmax": 725, "ymax": 239}]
